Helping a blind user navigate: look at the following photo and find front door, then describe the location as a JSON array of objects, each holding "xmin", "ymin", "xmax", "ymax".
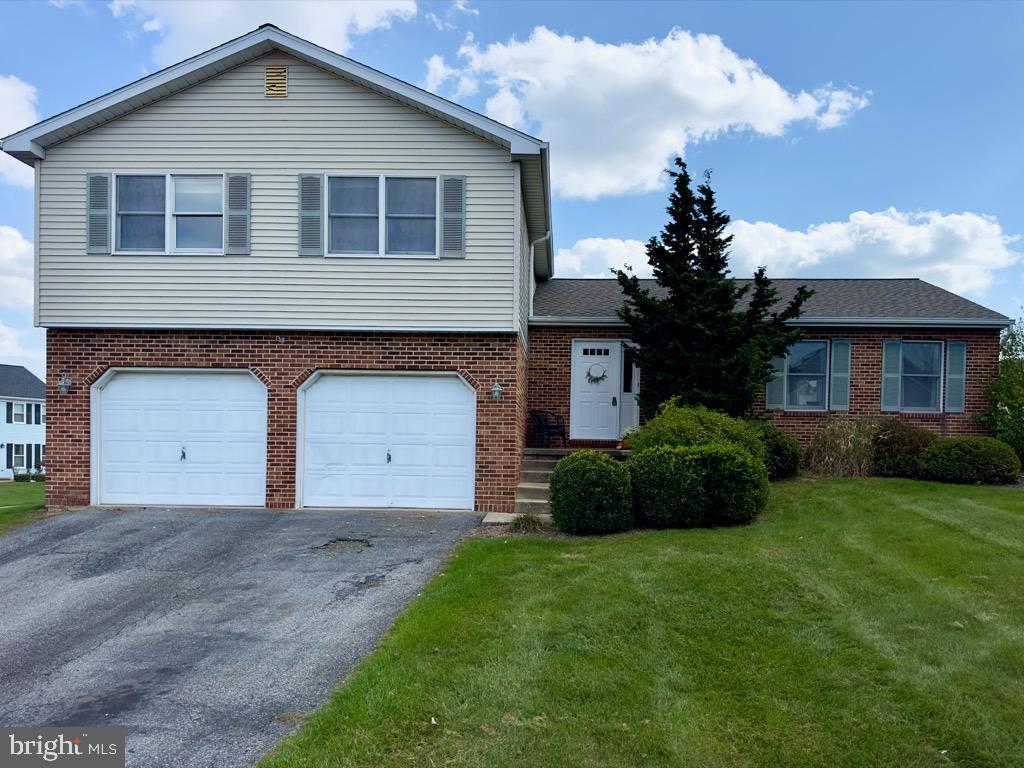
[{"xmin": 570, "ymin": 340, "xmax": 622, "ymax": 440}]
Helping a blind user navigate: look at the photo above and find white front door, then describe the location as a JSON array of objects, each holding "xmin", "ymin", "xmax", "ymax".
[
  {"xmin": 96, "ymin": 371, "xmax": 267, "ymax": 506},
  {"xmin": 570, "ymin": 340, "xmax": 622, "ymax": 440},
  {"xmin": 300, "ymin": 374, "xmax": 476, "ymax": 509}
]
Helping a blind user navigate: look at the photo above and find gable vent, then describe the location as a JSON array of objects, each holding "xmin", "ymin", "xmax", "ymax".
[{"xmin": 265, "ymin": 65, "xmax": 288, "ymax": 98}]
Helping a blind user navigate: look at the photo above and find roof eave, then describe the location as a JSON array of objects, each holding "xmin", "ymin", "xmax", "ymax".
[
  {"xmin": 1, "ymin": 25, "xmax": 548, "ymax": 161},
  {"xmin": 529, "ymin": 315, "xmax": 1012, "ymax": 329}
]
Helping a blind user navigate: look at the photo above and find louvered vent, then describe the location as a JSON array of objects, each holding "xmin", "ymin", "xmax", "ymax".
[{"xmin": 265, "ymin": 65, "xmax": 288, "ymax": 97}]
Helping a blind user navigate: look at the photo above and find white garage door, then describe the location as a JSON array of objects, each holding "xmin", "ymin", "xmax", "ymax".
[
  {"xmin": 97, "ymin": 371, "xmax": 267, "ymax": 506},
  {"xmin": 301, "ymin": 374, "xmax": 476, "ymax": 509}
]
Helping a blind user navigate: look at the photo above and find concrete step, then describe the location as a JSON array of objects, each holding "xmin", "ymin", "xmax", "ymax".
[
  {"xmin": 522, "ymin": 458, "xmax": 559, "ymax": 472},
  {"xmin": 522, "ymin": 448, "xmax": 575, "ymax": 457},
  {"xmin": 515, "ymin": 481, "xmax": 550, "ymax": 501},
  {"xmin": 520, "ymin": 469, "xmax": 552, "ymax": 484},
  {"xmin": 481, "ymin": 511, "xmax": 554, "ymax": 526},
  {"xmin": 514, "ymin": 498, "xmax": 550, "ymax": 515}
]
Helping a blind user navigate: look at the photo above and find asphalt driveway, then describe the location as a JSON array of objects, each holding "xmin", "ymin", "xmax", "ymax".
[{"xmin": 0, "ymin": 507, "xmax": 478, "ymax": 767}]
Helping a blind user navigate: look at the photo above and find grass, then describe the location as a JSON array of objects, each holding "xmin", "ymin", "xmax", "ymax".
[
  {"xmin": 0, "ymin": 480, "xmax": 45, "ymax": 533},
  {"xmin": 261, "ymin": 478, "xmax": 1024, "ymax": 768}
]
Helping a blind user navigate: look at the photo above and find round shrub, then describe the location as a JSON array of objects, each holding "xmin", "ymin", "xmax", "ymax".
[
  {"xmin": 871, "ymin": 418, "xmax": 937, "ymax": 478},
  {"xmin": 549, "ymin": 451, "xmax": 633, "ymax": 535},
  {"xmin": 628, "ymin": 446, "xmax": 705, "ymax": 528},
  {"xmin": 628, "ymin": 443, "xmax": 769, "ymax": 528},
  {"xmin": 918, "ymin": 437, "xmax": 1021, "ymax": 485},
  {"xmin": 695, "ymin": 442, "xmax": 770, "ymax": 526},
  {"xmin": 630, "ymin": 402, "xmax": 767, "ymax": 464},
  {"xmin": 749, "ymin": 420, "xmax": 802, "ymax": 480}
]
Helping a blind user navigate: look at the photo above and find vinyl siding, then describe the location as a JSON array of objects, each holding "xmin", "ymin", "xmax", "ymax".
[
  {"xmin": 516, "ymin": 175, "xmax": 531, "ymax": 348},
  {"xmin": 37, "ymin": 53, "xmax": 516, "ymax": 330}
]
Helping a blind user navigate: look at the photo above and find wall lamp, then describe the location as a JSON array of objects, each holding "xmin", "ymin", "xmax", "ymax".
[
  {"xmin": 57, "ymin": 375, "xmax": 73, "ymax": 395},
  {"xmin": 490, "ymin": 382, "xmax": 504, "ymax": 401}
]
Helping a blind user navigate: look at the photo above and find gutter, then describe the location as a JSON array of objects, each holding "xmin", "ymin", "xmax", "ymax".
[{"xmin": 529, "ymin": 315, "xmax": 1012, "ymax": 329}]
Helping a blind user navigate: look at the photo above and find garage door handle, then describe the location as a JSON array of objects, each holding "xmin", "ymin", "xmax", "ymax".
[
  {"xmin": 386, "ymin": 450, "xmax": 392, "ymax": 464},
  {"xmin": 180, "ymin": 447, "xmax": 186, "ymax": 462}
]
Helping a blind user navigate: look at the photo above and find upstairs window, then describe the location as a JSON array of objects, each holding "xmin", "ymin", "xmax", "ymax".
[
  {"xmin": 116, "ymin": 175, "xmax": 165, "ymax": 251},
  {"xmin": 173, "ymin": 176, "xmax": 223, "ymax": 250},
  {"xmin": 114, "ymin": 174, "xmax": 224, "ymax": 254},
  {"xmin": 385, "ymin": 178, "xmax": 436, "ymax": 255},
  {"xmin": 12, "ymin": 402, "xmax": 25, "ymax": 424},
  {"xmin": 327, "ymin": 175, "xmax": 438, "ymax": 257}
]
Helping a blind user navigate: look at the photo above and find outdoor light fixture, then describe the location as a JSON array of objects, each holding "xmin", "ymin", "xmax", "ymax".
[
  {"xmin": 490, "ymin": 382, "xmax": 504, "ymax": 401},
  {"xmin": 57, "ymin": 375, "xmax": 72, "ymax": 395}
]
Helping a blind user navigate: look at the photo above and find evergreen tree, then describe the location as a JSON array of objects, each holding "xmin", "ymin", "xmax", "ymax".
[{"xmin": 614, "ymin": 158, "xmax": 812, "ymax": 417}]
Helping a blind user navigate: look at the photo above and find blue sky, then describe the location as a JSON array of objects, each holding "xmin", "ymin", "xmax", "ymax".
[{"xmin": 2, "ymin": 0, "xmax": 1023, "ymax": 377}]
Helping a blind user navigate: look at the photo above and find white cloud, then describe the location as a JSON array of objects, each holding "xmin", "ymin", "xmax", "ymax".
[
  {"xmin": 424, "ymin": 54, "xmax": 456, "ymax": 92},
  {"xmin": 429, "ymin": 27, "xmax": 867, "ymax": 199},
  {"xmin": 555, "ymin": 209, "xmax": 1020, "ymax": 296},
  {"xmin": 0, "ymin": 75, "xmax": 40, "ymax": 189},
  {"xmin": 0, "ymin": 226, "xmax": 35, "ymax": 311},
  {"xmin": 555, "ymin": 237, "xmax": 649, "ymax": 278},
  {"xmin": 106, "ymin": 0, "xmax": 418, "ymax": 67},
  {"xmin": 0, "ymin": 227, "xmax": 43, "ymax": 378}
]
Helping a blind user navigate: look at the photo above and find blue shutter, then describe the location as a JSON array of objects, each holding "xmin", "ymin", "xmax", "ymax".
[
  {"xmin": 5, "ymin": 402, "xmax": 10, "ymax": 424},
  {"xmin": 881, "ymin": 340, "xmax": 902, "ymax": 412},
  {"xmin": 945, "ymin": 341, "xmax": 967, "ymax": 413},
  {"xmin": 225, "ymin": 173, "xmax": 251, "ymax": 255},
  {"xmin": 87, "ymin": 173, "xmax": 112, "ymax": 254},
  {"xmin": 298, "ymin": 174, "xmax": 323, "ymax": 256},
  {"xmin": 765, "ymin": 355, "xmax": 786, "ymax": 410},
  {"xmin": 440, "ymin": 176, "xmax": 466, "ymax": 259},
  {"xmin": 830, "ymin": 340, "xmax": 851, "ymax": 411}
]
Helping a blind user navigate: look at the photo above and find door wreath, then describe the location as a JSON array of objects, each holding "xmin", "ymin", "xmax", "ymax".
[{"xmin": 586, "ymin": 363, "xmax": 608, "ymax": 384}]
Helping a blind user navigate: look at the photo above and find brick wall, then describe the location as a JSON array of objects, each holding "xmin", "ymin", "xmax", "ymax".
[
  {"xmin": 46, "ymin": 328, "xmax": 525, "ymax": 512},
  {"xmin": 527, "ymin": 323, "xmax": 1001, "ymax": 447},
  {"xmin": 761, "ymin": 327, "xmax": 1000, "ymax": 443}
]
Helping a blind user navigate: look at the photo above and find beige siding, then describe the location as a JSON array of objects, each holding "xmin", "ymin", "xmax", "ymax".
[
  {"xmin": 38, "ymin": 53, "xmax": 516, "ymax": 330},
  {"xmin": 515, "ymin": 167, "xmax": 531, "ymax": 348}
]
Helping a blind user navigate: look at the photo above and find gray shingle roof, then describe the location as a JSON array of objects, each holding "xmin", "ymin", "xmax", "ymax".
[
  {"xmin": 531, "ymin": 278, "xmax": 1010, "ymax": 326},
  {"xmin": 0, "ymin": 365, "xmax": 45, "ymax": 399}
]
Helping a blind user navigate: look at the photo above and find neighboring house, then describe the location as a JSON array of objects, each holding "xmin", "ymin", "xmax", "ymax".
[
  {"xmin": 0, "ymin": 365, "xmax": 46, "ymax": 479},
  {"xmin": 0, "ymin": 25, "xmax": 1009, "ymax": 513}
]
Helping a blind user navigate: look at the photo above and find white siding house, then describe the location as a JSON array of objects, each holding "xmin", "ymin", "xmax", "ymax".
[{"xmin": 0, "ymin": 365, "xmax": 46, "ymax": 479}]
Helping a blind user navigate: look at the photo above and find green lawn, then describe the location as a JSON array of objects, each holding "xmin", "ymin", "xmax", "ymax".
[
  {"xmin": 262, "ymin": 478, "xmax": 1024, "ymax": 768},
  {"xmin": 0, "ymin": 480, "xmax": 45, "ymax": 533}
]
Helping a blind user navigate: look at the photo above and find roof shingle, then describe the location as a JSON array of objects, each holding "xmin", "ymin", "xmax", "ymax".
[
  {"xmin": 0, "ymin": 365, "xmax": 45, "ymax": 400},
  {"xmin": 532, "ymin": 278, "xmax": 1010, "ymax": 326}
]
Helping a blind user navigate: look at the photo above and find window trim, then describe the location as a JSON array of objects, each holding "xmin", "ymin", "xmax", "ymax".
[
  {"xmin": 324, "ymin": 173, "xmax": 440, "ymax": 259},
  {"xmin": 13, "ymin": 444, "xmax": 24, "ymax": 470},
  {"xmin": 898, "ymin": 340, "xmax": 945, "ymax": 414},
  {"xmin": 112, "ymin": 172, "xmax": 226, "ymax": 256},
  {"xmin": 776, "ymin": 339, "xmax": 831, "ymax": 412},
  {"xmin": 40, "ymin": 405, "xmax": 45, "ymax": 425},
  {"xmin": 12, "ymin": 402, "xmax": 25, "ymax": 424}
]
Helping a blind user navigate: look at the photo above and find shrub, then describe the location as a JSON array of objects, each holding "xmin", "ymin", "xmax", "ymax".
[
  {"xmin": 871, "ymin": 418, "xmax": 937, "ymax": 478},
  {"xmin": 628, "ymin": 446, "xmax": 705, "ymax": 528},
  {"xmin": 918, "ymin": 437, "xmax": 1021, "ymax": 485},
  {"xmin": 508, "ymin": 512, "xmax": 549, "ymax": 534},
  {"xmin": 806, "ymin": 417, "xmax": 877, "ymax": 477},
  {"xmin": 982, "ymin": 323, "xmax": 1024, "ymax": 463},
  {"xmin": 749, "ymin": 420, "xmax": 802, "ymax": 480},
  {"xmin": 630, "ymin": 402, "xmax": 767, "ymax": 464},
  {"xmin": 549, "ymin": 451, "xmax": 633, "ymax": 535},
  {"xmin": 629, "ymin": 442, "xmax": 769, "ymax": 528}
]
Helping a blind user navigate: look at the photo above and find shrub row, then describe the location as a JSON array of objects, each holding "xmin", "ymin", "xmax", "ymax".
[{"xmin": 807, "ymin": 416, "xmax": 1021, "ymax": 485}]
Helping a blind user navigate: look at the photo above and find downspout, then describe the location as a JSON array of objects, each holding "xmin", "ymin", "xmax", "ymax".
[{"xmin": 528, "ymin": 230, "xmax": 552, "ymax": 314}]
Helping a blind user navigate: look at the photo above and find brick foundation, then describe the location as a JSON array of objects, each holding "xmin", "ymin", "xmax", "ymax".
[
  {"xmin": 527, "ymin": 324, "xmax": 1000, "ymax": 447},
  {"xmin": 46, "ymin": 328, "xmax": 525, "ymax": 512}
]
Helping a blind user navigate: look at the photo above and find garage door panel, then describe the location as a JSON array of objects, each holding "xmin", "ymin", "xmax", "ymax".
[
  {"xmin": 302, "ymin": 374, "xmax": 475, "ymax": 509},
  {"xmin": 98, "ymin": 371, "xmax": 267, "ymax": 507}
]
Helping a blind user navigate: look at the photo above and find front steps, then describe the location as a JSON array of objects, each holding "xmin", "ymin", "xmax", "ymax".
[{"xmin": 480, "ymin": 447, "xmax": 626, "ymax": 526}]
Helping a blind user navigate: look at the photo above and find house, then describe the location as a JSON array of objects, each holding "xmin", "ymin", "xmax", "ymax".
[
  {"xmin": 0, "ymin": 25, "xmax": 1009, "ymax": 513},
  {"xmin": 0, "ymin": 364, "xmax": 46, "ymax": 479}
]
